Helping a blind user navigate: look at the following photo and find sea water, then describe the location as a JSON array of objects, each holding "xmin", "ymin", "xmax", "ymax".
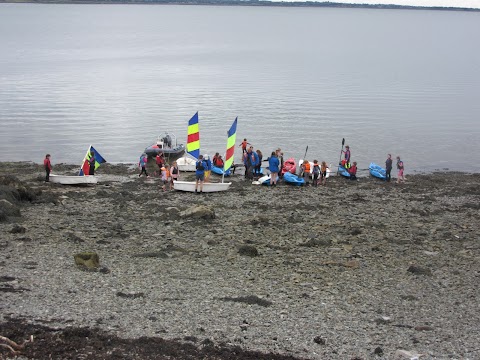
[{"xmin": 0, "ymin": 4, "xmax": 479, "ymax": 172}]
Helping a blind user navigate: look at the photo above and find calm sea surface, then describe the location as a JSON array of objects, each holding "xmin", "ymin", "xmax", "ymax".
[{"xmin": 1, "ymin": 4, "xmax": 479, "ymax": 172}]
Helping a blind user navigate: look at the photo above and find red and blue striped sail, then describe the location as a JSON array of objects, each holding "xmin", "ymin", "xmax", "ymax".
[
  {"xmin": 79, "ymin": 145, "xmax": 107, "ymax": 176},
  {"xmin": 186, "ymin": 112, "xmax": 200, "ymax": 160},
  {"xmin": 224, "ymin": 117, "xmax": 237, "ymax": 172}
]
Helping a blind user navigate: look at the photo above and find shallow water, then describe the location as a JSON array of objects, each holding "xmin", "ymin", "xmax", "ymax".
[{"xmin": 0, "ymin": 4, "xmax": 479, "ymax": 172}]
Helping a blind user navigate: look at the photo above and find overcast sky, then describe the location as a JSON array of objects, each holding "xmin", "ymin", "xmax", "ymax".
[{"xmin": 273, "ymin": 0, "xmax": 480, "ymax": 9}]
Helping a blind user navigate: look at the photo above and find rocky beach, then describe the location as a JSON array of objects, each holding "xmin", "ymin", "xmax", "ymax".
[{"xmin": 0, "ymin": 162, "xmax": 479, "ymax": 359}]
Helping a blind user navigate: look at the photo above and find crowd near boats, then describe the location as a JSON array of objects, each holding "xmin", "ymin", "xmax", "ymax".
[{"xmin": 43, "ymin": 113, "xmax": 406, "ymax": 191}]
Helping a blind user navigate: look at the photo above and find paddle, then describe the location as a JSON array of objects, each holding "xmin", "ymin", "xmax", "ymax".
[
  {"xmin": 338, "ymin": 138, "xmax": 345, "ymax": 174},
  {"xmin": 299, "ymin": 145, "xmax": 308, "ymax": 177}
]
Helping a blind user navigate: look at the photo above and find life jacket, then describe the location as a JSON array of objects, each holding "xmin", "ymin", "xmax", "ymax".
[
  {"xmin": 241, "ymin": 141, "xmax": 247, "ymax": 149},
  {"xmin": 313, "ymin": 165, "xmax": 320, "ymax": 174},
  {"xmin": 156, "ymin": 155, "xmax": 163, "ymax": 165},
  {"xmin": 196, "ymin": 161, "xmax": 205, "ymax": 171},
  {"xmin": 172, "ymin": 166, "xmax": 178, "ymax": 175},
  {"xmin": 303, "ymin": 162, "xmax": 311, "ymax": 173},
  {"xmin": 321, "ymin": 164, "xmax": 327, "ymax": 172},
  {"xmin": 166, "ymin": 169, "xmax": 171, "ymax": 178}
]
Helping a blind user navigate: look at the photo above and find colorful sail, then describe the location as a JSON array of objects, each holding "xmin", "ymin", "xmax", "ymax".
[
  {"xmin": 186, "ymin": 112, "xmax": 200, "ymax": 159},
  {"xmin": 224, "ymin": 117, "xmax": 237, "ymax": 172},
  {"xmin": 79, "ymin": 145, "xmax": 107, "ymax": 176}
]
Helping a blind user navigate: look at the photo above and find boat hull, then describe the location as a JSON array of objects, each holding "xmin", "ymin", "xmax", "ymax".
[
  {"xmin": 369, "ymin": 162, "xmax": 387, "ymax": 180},
  {"xmin": 173, "ymin": 181, "xmax": 231, "ymax": 192},
  {"xmin": 177, "ymin": 155, "xmax": 197, "ymax": 172},
  {"xmin": 338, "ymin": 164, "xmax": 351, "ymax": 178},
  {"xmin": 283, "ymin": 172, "xmax": 305, "ymax": 186},
  {"xmin": 144, "ymin": 144, "xmax": 185, "ymax": 157},
  {"xmin": 211, "ymin": 165, "xmax": 231, "ymax": 176},
  {"xmin": 281, "ymin": 158, "xmax": 296, "ymax": 175},
  {"xmin": 49, "ymin": 174, "xmax": 98, "ymax": 185}
]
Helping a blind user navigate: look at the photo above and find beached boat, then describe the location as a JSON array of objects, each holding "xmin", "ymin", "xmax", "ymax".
[
  {"xmin": 281, "ymin": 158, "xmax": 296, "ymax": 175},
  {"xmin": 49, "ymin": 174, "xmax": 98, "ymax": 185},
  {"xmin": 252, "ymin": 174, "xmax": 271, "ymax": 185},
  {"xmin": 173, "ymin": 117, "xmax": 238, "ymax": 193},
  {"xmin": 173, "ymin": 180, "xmax": 231, "ymax": 192},
  {"xmin": 144, "ymin": 132, "xmax": 185, "ymax": 158},
  {"xmin": 177, "ymin": 154, "xmax": 197, "ymax": 172},
  {"xmin": 212, "ymin": 165, "xmax": 231, "ymax": 176},
  {"xmin": 283, "ymin": 172, "xmax": 305, "ymax": 186},
  {"xmin": 369, "ymin": 162, "xmax": 387, "ymax": 180},
  {"xmin": 338, "ymin": 164, "xmax": 351, "ymax": 178}
]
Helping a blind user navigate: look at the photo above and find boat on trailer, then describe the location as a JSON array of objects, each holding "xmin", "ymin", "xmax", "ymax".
[{"xmin": 49, "ymin": 174, "xmax": 98, "ymax": 185}]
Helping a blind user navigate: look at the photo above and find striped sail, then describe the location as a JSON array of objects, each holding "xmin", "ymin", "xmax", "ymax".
[
  {"xmin": 224, "ymin": 117, "xmax": 237, "ymax": 172},
  {"xmin": 79, "ymin": 145, "xmax": 106, "ymax": 176},
  {"xmin": 186, "ymin": 112, "xmax": 200, "ymax": 159}
]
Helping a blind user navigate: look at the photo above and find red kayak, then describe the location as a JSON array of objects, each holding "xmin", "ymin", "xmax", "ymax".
[{"xmin": 281, "ymin": 157, "xmax": 296, "ymax": 175}]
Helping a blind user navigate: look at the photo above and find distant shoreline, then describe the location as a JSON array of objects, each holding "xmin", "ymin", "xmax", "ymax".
[{"xmin": 1, "ymin": 0, "xmax": 480, "ymax": 12}]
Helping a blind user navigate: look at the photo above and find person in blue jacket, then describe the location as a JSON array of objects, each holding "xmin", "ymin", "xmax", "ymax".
[
  {"xmin": 204, "ymin": 154, "xmax": 212, "ymax": 183},
  {"xmin": 268, "ymin": 151, "xmax": 280, "ymax": 186},
  {"xmin": 244, "ymin": 146, "xmax": 258, "ymax": 180},
  {"xmin": 138, "ymin": 153, "xmax": 149, "ymax": 177},
  {"xmin": 195, "ymin": 155, "xmax": 206, "ymax": 193}
]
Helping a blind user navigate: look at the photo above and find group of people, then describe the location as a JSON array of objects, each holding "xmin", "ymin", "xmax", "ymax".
[
  {"xmin": 299, "ymin": 160, "xmax": 329, "ymax": 186},
  {"xmin": 138, "ymin": 152, "xmax": 180, "ymax": 191}
]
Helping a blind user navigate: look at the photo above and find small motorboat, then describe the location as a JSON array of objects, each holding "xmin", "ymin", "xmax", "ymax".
[
  {"xmin": 144, "ymin": 132, "xmax": 185, "ymax": 158},
  {"xmin": 49, "ymin": 174, "xmax": 97, "ymax": 185}
]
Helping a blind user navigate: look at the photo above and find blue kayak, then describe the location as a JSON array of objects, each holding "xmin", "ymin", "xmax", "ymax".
[
  {"xmin": 211, "ymin": 165, "xmax": 231, "ymax": 176},
  {"xmin": 283, "ymin": 172, "xmax": 305, "ymax": 186},
  {"xmin": 338, "ymin": 164, "xmax": 351, "ymax": 178},
  {"xmin": 369, "ymin": 162, "xmax": 386, "ymax": 180}
]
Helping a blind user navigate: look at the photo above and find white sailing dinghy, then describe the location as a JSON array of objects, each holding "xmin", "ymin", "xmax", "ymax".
[
  {"xmin": 49, "ymin": 145, "xmax": 106, "ymax": 185},
  {"xmin": 174, "ymin": 117, "xmax": 237, "ymax": 193}
]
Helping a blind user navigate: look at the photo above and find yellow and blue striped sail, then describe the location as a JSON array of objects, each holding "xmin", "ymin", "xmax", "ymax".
[{"xmin": 224, "ymin": 117, "xmax": 237, "ymax": 172}]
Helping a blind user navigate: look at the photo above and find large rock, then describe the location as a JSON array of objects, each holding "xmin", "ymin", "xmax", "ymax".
[
  {"xmin": 179, "ymin": 205, "xmax": 215, "ymax": 220},
  {"xmin": 74, "ymin": 252, "xmax": 100, "ymax": 269},
  {"xmin": 0, "ymin": 199, "xmax": 21, "ymax": 221}
]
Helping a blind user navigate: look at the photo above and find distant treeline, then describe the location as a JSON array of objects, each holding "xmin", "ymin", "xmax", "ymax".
[{"xmin": 2, "ymin": 0, "xmax": 479, "ymax": 12}]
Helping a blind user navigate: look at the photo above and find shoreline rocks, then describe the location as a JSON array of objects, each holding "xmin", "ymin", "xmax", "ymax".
[{"xmin": 0, "ymin": 162, "xmax": 479, "ymax": 359}]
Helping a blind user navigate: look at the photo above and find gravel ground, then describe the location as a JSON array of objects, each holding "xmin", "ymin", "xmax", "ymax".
[{"xmin": 0, "ymin": 162, "xmax": 479, "ymax": 359}]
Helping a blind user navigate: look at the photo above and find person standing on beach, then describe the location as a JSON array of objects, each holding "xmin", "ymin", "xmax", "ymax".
[
  {"xmin": 155, "ymin": 152, "xmax": 164, "ymax": 175},
  {"xmin": 396, "ymin": 156, "xmax": 405, "ymax": 183},
  {"xmin": 276, "ymin": 148, "xmax": 284, "ymax": 177},
  {"xmin": 342, "ymin": 145, "xmax": 351, "ymax": 168},
  {"xmin": 268, "ymin": 151, "xmax": 279, "ymax": 186},
  {"xmin": 255, "ymin": 149, "xmax": 263, "ymax": 175},
  {"xmin": 320, "ymin": 161, "xmax": 328, "ymax": 186},
  {"xmin": 348, "ymin": 161, "xmax": 357, "ymax": 180},
  {"xmin": 312, "ymin": 160, "xmax": 320, "ymax": 187},
  {"xmin": 171, "ymin": 161, "xmax": 179, "ymax": 184},
  {"xmin": 195, "ymin": 155, "xmax": 206, "ymax": 193},
  {"xmin": 239, "ymin": 139, "xmax": 251, "ymax": 154},
  {"xmin": 44, "ymin": 154, "xmax": 52, "ymax": 182},
  {"xmin": 244, "ymin": 146, "xmax": 258, "ymax": 180},
  {"xmin": 301, "ymin": 159, "xmax": 311, "ymax": 186},
  {"xmin": 204, "ymin": 155, "xmax": 212, "ymax": 183},
  {"xmin": 385, "ymin": 154, "xmax": 393, "ymax": 182},
  {"xmin": 89, "ymin": 151, "xmax": 96, "ymax": 175},
  {"xmin": 139, "ymin": 154, "xmax": 149, "ymax": 177}
]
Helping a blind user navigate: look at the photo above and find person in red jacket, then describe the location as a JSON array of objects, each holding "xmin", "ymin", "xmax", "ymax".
[
  {"xmin": 348, "ymin": 161, "xmax": 357, "ymax": 180},
  {"xmin": 44, "ymin": 154, "xmax": 52, "ymax": 182}
]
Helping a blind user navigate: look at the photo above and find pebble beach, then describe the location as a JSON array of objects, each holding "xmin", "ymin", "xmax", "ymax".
[{"xmin": 1, "ymin": 162, "xmax": 479, "ymax": 359}]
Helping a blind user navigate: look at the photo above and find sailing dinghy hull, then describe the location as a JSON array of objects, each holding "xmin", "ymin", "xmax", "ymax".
[
  {"xmin": 173, "ymin": 181, "xmax": 231, "ymax": 192},
  {"xmin": 49, "ymin": 174, "xmax": 97, "ymax": 185}
]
